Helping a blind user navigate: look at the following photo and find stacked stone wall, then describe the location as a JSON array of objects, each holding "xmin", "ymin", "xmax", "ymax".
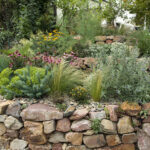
[{"xmin": 0, "ymin": 101, "xmax": 149, "ymax": 150}]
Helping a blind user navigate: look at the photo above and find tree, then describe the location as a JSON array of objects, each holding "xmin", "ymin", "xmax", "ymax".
[{"xmin": 124, "ymin": 0, "xmax": 150, "ymax": 27}]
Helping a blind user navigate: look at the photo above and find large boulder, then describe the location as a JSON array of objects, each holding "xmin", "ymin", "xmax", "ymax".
[
  {"xmin": 122, "ymin": 133, "xmax": 137, "ymax": 144},
  {"xmin": 137, "ymin": 129, "xmax": 150, "ymax": 150},
  {"xmin": 65, "ymin": 132, "xmax": 83, "ymax": 145},
  {"xmin": 66, "ymin": 145, "xmax": 87, "ymax": 150},
  {"xmin": 56, "ymin": 118, "xmax": 71, "ymax": 132},
  {"xmin": 106, "ymin": 135, "xmax": 121, "ymax": 146},
  {"xmin": 0, "ymin": 101, "xmax": 13, "ymax": 114},
  {"xmin": 71, "ymin": 119, "xmax": 91, "ymax": 132},
  {"xmin": 143, "ymin": 123, "xmax": 150, "ymax": 136},
  {"xmin": 43, "ymin": 120, "xmax": 55, "ymax": 134},
  {"xmin": 6, "ymin": 102, "xmax": 21, "ymax": 118},
  {"xmin": 4, "ymin": 116, "xmax": 23, "ymax": 130},
  {"xmin": 52, "ymin": 143, "xmax": 62, "ymax": 150},
  {"xmin": 0, "ymin": 123, "xmax": 6, "ymax": 135},
  {"xmin": 111, "ymin": 144, "xmax": 135, "ymax": 150},
  {"xmin": 29, "ymin": 144, "xmax": 52, "ymax": 150},
  {"xmin": 89, "ymin": 111, "xmax": 106, "ymax": 120},
  {"xmin": 21, "ymin": 103, "xmax": 63, "ymax": 121},
  {"xmin": 120, "ymin": 102, "xmax": 141, "ymax": 116},
  {"xmin": 20, "ymin": 121, "xmax": 46, "ymax": 145},
  {"xmin": 70, "ymin": 109, "xmax": 89, "ymax": 120},
  {"xmin": 106, "ymin": 105, "xmax": 119, "ymax": 121},
  {"xmin": 101, "ymin": 119, "xmax": 117, "ymax": 134},
  {"xmin": 117, "ymin": 116, "xmax": 134, "ymax": 134},
  {"xmin": 10, "ymin": 139, "xmax": 28, "ymax": 150},
  {"xmin": 83, "ymin": 134, "xmax": 106, "ymax": 148},
  {"xmin": 49, "ymin": 132, "xmax": 66, "ymax": 143}
]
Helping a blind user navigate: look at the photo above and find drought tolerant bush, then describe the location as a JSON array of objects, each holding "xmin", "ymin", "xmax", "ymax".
[
  {"xmin": 49, "ymin": 61, "xmax": 83, "ymax": 95},
  {"xmin": 85, "ymin": 70, "xmax": 103, "ymax": 102},
  {"xmin": 70, "ymin": 86, "xmax": 88, "ymax": 102},
  {"xmin": 0, "ymin": 54, "xmax": 11, "ymax": 72},
  {"xmin": 94, "ymin": 43, "xmax": 150, "ymax": 102},
  {"xmin": 131, "ymin": 30, "xmax": 150, "ymax": 56},
  {"xmin": 0, "ymin": 66, "xmax": 51, "ymax": 99}
]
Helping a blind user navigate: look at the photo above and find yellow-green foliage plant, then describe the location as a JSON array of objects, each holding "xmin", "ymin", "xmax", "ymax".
[
  {"xmin": 85, "ymin": 70, "xmax": 103, "ymax": 102},
  {"xmin": 50, "ymin": 61, "xmax": 83, "ymax": 95}
]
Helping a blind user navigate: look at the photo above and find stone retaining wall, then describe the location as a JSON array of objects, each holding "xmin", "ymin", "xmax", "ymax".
[
  {"xmin": 0, "ymin": 100, "xmax": 149, "ymax": 150},
  {"xmin": 95, "ymin": 36, "xmax": 126, "ymax": 44}
]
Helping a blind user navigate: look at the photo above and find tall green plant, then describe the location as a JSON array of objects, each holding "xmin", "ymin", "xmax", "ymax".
[
  {"xmin": 85, "ymin": 70, "xmax": 103, "ymax": 102},
  {"xmin": 49, "ymin": 61, "xmax": 83, "ymax": 95},
  {"xmin": 0, "ymin": 55, "xmax": 10, "ymax": 72}
]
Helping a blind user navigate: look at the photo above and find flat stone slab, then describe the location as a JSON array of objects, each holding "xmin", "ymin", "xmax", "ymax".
[{"xmin": 21, "ymin": 104, "xmax": 63, "ymax": 121}]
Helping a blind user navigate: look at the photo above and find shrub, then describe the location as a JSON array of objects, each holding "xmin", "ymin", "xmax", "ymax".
[
  {"xmin": 0, "ymin": 29, "xmax": 13, "ymax": 49},
  {"xmin": 70, "ymin": 86, "xmax": 88, "ymax": 102},
  {"xmin": 0, "ymin": 66, "xmax": 51, "ymax": 99},
  {"xmin": 49, "ymin": 61, "xmax": 83, "ymax": 95},
  {"xmin": 0, "ymin": 54, "xmax": 11, "ymax": 72},
  {"xmin": 11, "ymin": 66, "xmax": 51, "ymax": 99},
  {"xmin": 0, "ymin": 68, "xmax": 13, "ymax": 96},
  {"xmin": 85, "ymin": 70, "xmax": 103, "ymax": 102},
  {"xmin": 131, "ymin": 30, "xmax": 150, "ymax": 56},
  {"xmin": 31, "ymin": 30, "xmax": 75, "ymax": 55},
  {"xmin": 94, "ymin": 43, "xmax": 150, "ymax": 102}
]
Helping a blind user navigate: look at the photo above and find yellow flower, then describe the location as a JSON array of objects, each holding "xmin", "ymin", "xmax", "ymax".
[
  {"xmin": 53, "ymin": 37, "xmax": 58, "ymax": 41},
  {"xmin": 53, "ymin": 29, "xmax": 58, "ymax": 33},
  {"xmin": 49, "ymin": 33, "xmax": 52, "ymax": 36}
]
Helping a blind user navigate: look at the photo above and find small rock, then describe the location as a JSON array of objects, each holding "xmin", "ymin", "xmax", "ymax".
[
  {"xmin": 106, "ymin": 135, "xmax": 121, "ymax": 146},
  {"xmin": 21, "ymin": 103, "xmax": 63, "ymax": 121},
  {"xmin": 0, "ymin": 123, "xmax": 6, "ymax": 135},
  {"xmin": 62, "ymin": 144, "xmax": 67, "ymax": 150},
  {"xmin": 106, "ymin": 105, "xmax": 119, "ymax": 121},
  {"xmin": 137, "ymin": 129, "xmax": 150, "ymax": 150},
  {"xmin": 122, "ymin": 133, "xmax": 137, "ymax": 144},
  {"xmin": 4, "ymin": 130, "xmax": 18, "ymax": 139},
  {"xmin": 0, "ymin": 101, "xmax": 13, "ymax": 114},
  {"xmin": 117, "ymin": 116, "xmax": 134, "ymax": 134},
  {"xmin": 65, "ymin": 132, "xmax": 83, "ymax": 145},
  {"xmin": 0, "ymin": 115, "xmax": 7, "ymax": 122},
  {"xmin": 101, "ymin": 119, "xmax": 117, "ymax": 134},
  {"xmin": 83, "ymin": 134, "xmax": 106, "ymax": 148},
  {"xmin": 43, "ymin": 120, "xmax": 55, "ymax": 134},
  {"xmin": 49, "ymin": 132, "xmax": 66, "ymax": 143},
  {"xmin": 111, "ymin": 144, "xmax": 135, "ymax": 150},
  {"xmin": 66, "ymin": 145, "xmax": 87, "ymax": 150},
  {"xmin": 120, "ymin": 102, "xmax": 141, "ymax": 116},
  {"xmin": 56, "ymin": 118, "xmax": 71, "ymax": 132},
  {"xmin": 71, "ymin": 119, "xmax": 91, "ymax": 131},
  {"xmin": 64, "ymin": 106, "xmax": 76, "ymax": 117},
  {"xmin": 20, "ymin": 121, "xmax": 46, "ymax": 145},
  {"xmin": 70, "ymin": 109, "xmax": 89, "ymax": 120},
  {"xmin": 83, "ymin": 130, "xmax": 94, "ymax": 136},
  {"xmin": 107, "ymin": 36, "xmax": 114, "ymax": 40},
  {"xmin": 52, "ymin": 143, "xmax": 62, "ymax": 150},
  {"xmin": 0, "ymin": 136, "xmax": 9, "ymax": 149},
  {"xmin": 95, "ymin": 36, "xmax": 107, "ymax": 42},
  {"xmin": 4, "ymin": 116, "xmax": 23, "ymax": 130},
  {"xmin": 6, "ymin": 102, "xmax": 21, "ymax": 118},
  {"xmin": 29, "ymin": 144, "xmax": 52, "ymax": 150},
  {"xmin": 10, "ymin": 139, "xmax": 28, "ymax": 150},
  {"xmin": 89, "ymin": 111, "xmax": 106, "ymax": 120},
  {"xmin": 143, "ymin": 123, "xmax": 150, "ymax": 136}
]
